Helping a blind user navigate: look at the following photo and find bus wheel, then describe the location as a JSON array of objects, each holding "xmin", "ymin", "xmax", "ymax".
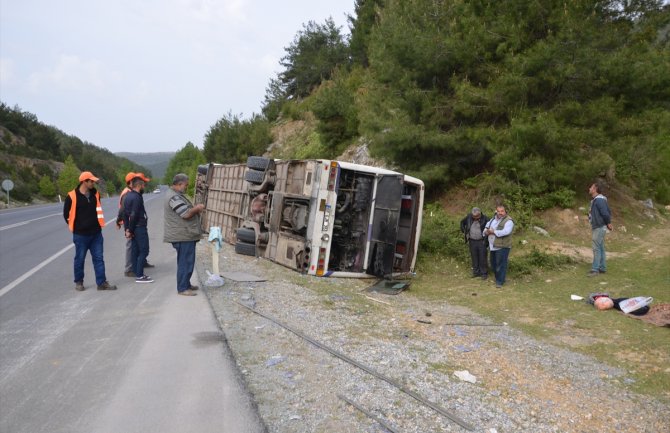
[
  {"xmin": 247, "ymin": 156, "xmax": 271, "ymax": 171},
  {"xmin": 235, "ymin": 241, "xmax": 256, "ymax": 256},
  {"xmin": 245, "ymin": 169, "xmax": 265, "ymax": 184},
  {"xmin": 236, "ymin": 227, "xmax": 256, "ymax": 243}
]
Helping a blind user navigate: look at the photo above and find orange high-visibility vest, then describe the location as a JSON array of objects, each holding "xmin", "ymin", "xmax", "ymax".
[
  {"xmin": 118, "ymin": 187, "xmax": 130, "ymax": 207},
  {"xmin": 68, "ymin": 189, "xmax": 105, "ymax": 232}
]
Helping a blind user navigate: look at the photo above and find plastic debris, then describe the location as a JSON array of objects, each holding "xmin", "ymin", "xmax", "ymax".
[
  {"xmin": 205, "ymin": 270, "xmax": 224, "ymax": 287},
  {"xmin": 571, "ymin": 295, "xmax": 584, "ymax": 301},
  {"xmin": 454, "ymin": 345, "xmax": 472, "ymax": 353},
  {"xmin": 454, "ymin": 370, "xmax": 477, "ymax": 383},
  {"xmin": 266, "ymin": 354, "xmax": 286, "ymax": 367}
]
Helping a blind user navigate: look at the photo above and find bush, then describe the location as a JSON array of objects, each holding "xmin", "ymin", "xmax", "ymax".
[
  {"xmin": 419, "ymin": 203, "xmax": 470, "ymax": 263},
  {"xmin": 10, "ymin": 182, "xmax": 33, "ymax": 202},
  {"xmin": 38, "ymin": 175, "xmax": 56, "ymax": 198},
  {"xmin": 508, "ymin": 247, "xmax": 575, "ymax": 276}
]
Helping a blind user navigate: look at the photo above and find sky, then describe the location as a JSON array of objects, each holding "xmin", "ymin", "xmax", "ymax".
[{"xmin": 0, "ymin": 0, "xmax": 355, "ymax": 153}]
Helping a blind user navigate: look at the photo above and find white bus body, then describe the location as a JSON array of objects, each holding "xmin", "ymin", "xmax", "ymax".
[{"xmin": 195, "ymin": 157, "xmax": 424, "ymax": 278}]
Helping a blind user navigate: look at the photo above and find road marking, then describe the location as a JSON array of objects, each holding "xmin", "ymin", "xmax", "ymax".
[
  {"xmin": 0, "ymin": 244, "xmax": 74, "ymax": 298},
  {"xmin": 0, "ymin": 218, "xmax": 116, "ymax": 298},
  {"xmin": 0, "ymin": 212, "xmax": 61, "ymax": 231}
]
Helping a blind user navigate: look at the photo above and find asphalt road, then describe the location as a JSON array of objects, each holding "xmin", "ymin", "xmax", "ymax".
[{"xmin": 0, "ymin": 192, "xmax": 265, "ymax": 433}]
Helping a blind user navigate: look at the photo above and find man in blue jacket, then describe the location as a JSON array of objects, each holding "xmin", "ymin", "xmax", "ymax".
[
  {"xmin": 123, "ymin": 176, "xmax": 153, "ymax": 283},
  {"xmin": 588, "ymin": 182, "xmax": 613, "ymax": 276}
]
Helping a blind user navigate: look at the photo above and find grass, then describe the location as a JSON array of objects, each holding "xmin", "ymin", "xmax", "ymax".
[{"xmin": 411, "ymin": 218, "xmax": 670, "ymax": 401}]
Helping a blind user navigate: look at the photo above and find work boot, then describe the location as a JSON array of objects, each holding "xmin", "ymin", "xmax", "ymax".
[
  {"xmin": 97, "ymin": 281, "xmax": 118, "ymax": 290},
  {"xmin": 188, "ymin": 285, "xmax": 199, "ymax": 291},
  {"xmin": 178, "ymin": 289, "xmax": 197, "ymax": 296},
  {"xmin": 124, "ymin": 271, "xmax": 136, "ymax": 278},
  {"xmin": 75, "ymin": 281, "xmax": 85, "ymax": 291},
  {"xmin": 144, "ymin": 262, "xmax": 155, "ymax": 268}
]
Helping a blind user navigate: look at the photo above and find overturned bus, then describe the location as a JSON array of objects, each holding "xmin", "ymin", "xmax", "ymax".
[{"xmin": 194, "ymin": 157, "xmax": 424, "ymax": 278}]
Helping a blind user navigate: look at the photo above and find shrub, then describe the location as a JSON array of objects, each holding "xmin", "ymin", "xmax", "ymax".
[
  {"xmin": 508, "ymin": 247, "xmax": 575, "ymax": 276},
  {"xmin": 38, "ymin": 175, "xmax": 56, "ymax": 198},
  {"xmin": 419, "ymin": 203, "xmax": 470, "ymax": 263}
]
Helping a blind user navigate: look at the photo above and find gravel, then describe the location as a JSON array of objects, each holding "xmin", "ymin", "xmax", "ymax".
[{"xmin": 195, "ymin": 242, "xmax": 669, "ymax": 433}]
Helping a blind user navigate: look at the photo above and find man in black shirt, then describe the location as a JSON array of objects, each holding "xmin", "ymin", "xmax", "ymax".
[{"xmin": 63, "ymin": 171, "xmax": 116, "ymax": 291}]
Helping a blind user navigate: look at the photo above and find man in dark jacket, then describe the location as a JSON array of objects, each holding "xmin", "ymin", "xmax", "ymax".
[
  {"xmin": 116, "ymin": 172, "xmax": 153, "ymax": 277},
  {"xmin": 460, "ymin": 207, "xmax": 489, "ymax": 279},
  {"xmin": 588, "ymin": 182, "xmax": 613, "ymax": 276},
  {"xmin": 63, "ymin": 171, "xmax": 116, "ymax": 291},
  {"xmin": 123, "ymin": 176, "xmax": 153, "ymax": 283}
]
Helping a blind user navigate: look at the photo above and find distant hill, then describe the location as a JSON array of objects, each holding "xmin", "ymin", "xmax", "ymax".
[
  {"xmin": 116, "ymin": 152, "xmax": 174, "ymax": 182},
  {"xmin": 0, "ymin": 103, "xmax": 153, "ymax": 202}
]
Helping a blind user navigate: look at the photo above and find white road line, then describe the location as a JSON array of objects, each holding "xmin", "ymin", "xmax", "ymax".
[
  {"xmin": 0, "ymin": 244, "xmax": 74, "ymax": 298},
  {"xmin": 0, "ymin": 218, "xmax": 117, "ymax": 298},
  {"xmin": 0, "ymin": 212, "xmax": 61, "ymax": 231}
]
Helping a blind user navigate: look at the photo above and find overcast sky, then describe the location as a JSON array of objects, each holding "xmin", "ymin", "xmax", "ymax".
[{"xmin": 0, "ymin": 0, "xmax": 354, "ymax": 153}]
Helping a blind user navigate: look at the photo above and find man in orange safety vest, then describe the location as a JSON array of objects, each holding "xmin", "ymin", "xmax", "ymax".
[{"xmin": 63, "ymin": 171, "xmax": 117, "ymax": 291}]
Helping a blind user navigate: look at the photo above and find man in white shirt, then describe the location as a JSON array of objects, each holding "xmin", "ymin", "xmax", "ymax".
[{"xmin": 484, "ymin": 204, "xmax": 515, "ymax": 288}]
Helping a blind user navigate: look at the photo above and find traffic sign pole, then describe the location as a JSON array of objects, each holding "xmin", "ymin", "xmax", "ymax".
[{"xmin": 2, "ymin": 179, "xmax": 14, "ymax": 206}]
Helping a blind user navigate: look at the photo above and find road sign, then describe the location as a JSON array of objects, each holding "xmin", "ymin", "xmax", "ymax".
[{"xmin": 2, "ymin": 179, "xmax": 13, "ymax": 205}]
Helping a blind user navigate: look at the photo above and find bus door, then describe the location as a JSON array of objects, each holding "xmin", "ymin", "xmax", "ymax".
[{"xmin": 367, "ymin": 175, "xmax": 403, "ymax": 278}]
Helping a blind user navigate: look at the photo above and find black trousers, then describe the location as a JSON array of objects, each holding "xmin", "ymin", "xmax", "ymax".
[{"xmin": 468, "ymin": 239, "xmax": 488, "ymax": 276}]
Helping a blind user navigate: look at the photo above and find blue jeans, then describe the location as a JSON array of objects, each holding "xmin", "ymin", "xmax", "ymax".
[
  {"xmin": 131, "ymin": 226, "xmax": 150, "ymax": 277},
  {"xmin": 490, "ymin": 247, "xmax": 510, "ymax": 286},
  {"xmin": 73, "ymin": 231, "xmax": 106, "ymax": 286},
  {"xmin": 591, "ymin": 226, "xmax": 607, "ymax": 272},
  {"xmin": 172, "ymin": 241, "xmax": 196, "ymax": 292}
]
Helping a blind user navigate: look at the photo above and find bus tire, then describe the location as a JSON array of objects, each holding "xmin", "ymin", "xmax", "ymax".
[
  {"xmin": 245, "ymin": 169, "xmax": 265, "ymax": 185},
  {"xmin": 247, "ymin": 156, "xmax": 271, "ymax": 171},
  {"xmin": 235, "ymin": 241, "xmax": 256, "ymax": 256},
  {"xmin": 236, "ymin": 227, "xmax": 256, "ymax": 243}
]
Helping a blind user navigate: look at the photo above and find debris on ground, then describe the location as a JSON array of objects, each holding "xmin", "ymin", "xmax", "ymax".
[{"xmin": 454, "ymin": 370, "xmax": 477, "ymax": 383}]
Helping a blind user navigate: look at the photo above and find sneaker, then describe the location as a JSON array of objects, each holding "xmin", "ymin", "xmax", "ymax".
[
  {"xmin": 125, "ymin": 271, "xmax": 136, "ymax": 278},
  {"xmin": 495, "ymin": 283, "xmax": 503, "ymax": 288},
  {"xmin": 188, "ymin": 285, "xmax": 199, "ymax": 291},
  {"xmin": 587, "ymin": 270, "xmax": 600, "ymax": 277},
  {"xmin": 481, "ymin": 274, "xmax": 488, "ymax": 280},
  {"xmin": 144, "ymin": 262, "xmax": 155, "ymax": 268},
  {"xmin": 135, "ymin": 275, "xmax": 154, "ymax": 283},
  {"xmin": 178, "ymin": 289, "xmax": 197, "ymax": 296},
  {"xmin": 75, "ymin": 281, "xmax": 85, "ymax": 291},
  {"xmin": 97, "ymin": 281, "xmax": 118, "ymax": 290}
]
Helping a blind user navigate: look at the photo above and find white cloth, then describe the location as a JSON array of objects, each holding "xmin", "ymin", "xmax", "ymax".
[{"xmin": 207, "ymin": 226, "xmax": 223, "ymax": 252}]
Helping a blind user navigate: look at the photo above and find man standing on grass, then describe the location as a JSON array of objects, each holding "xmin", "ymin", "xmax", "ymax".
[
  {"xmin": 588, "ymin": 182, "xmax": 613, "ymax": 277},
  {"xmin": 484, "ymin": 204, "xmax": 514, "ymax": 288},
  {"xmin": 460, "ymin": 207, "xmax": 489, "ymax": 279}
]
